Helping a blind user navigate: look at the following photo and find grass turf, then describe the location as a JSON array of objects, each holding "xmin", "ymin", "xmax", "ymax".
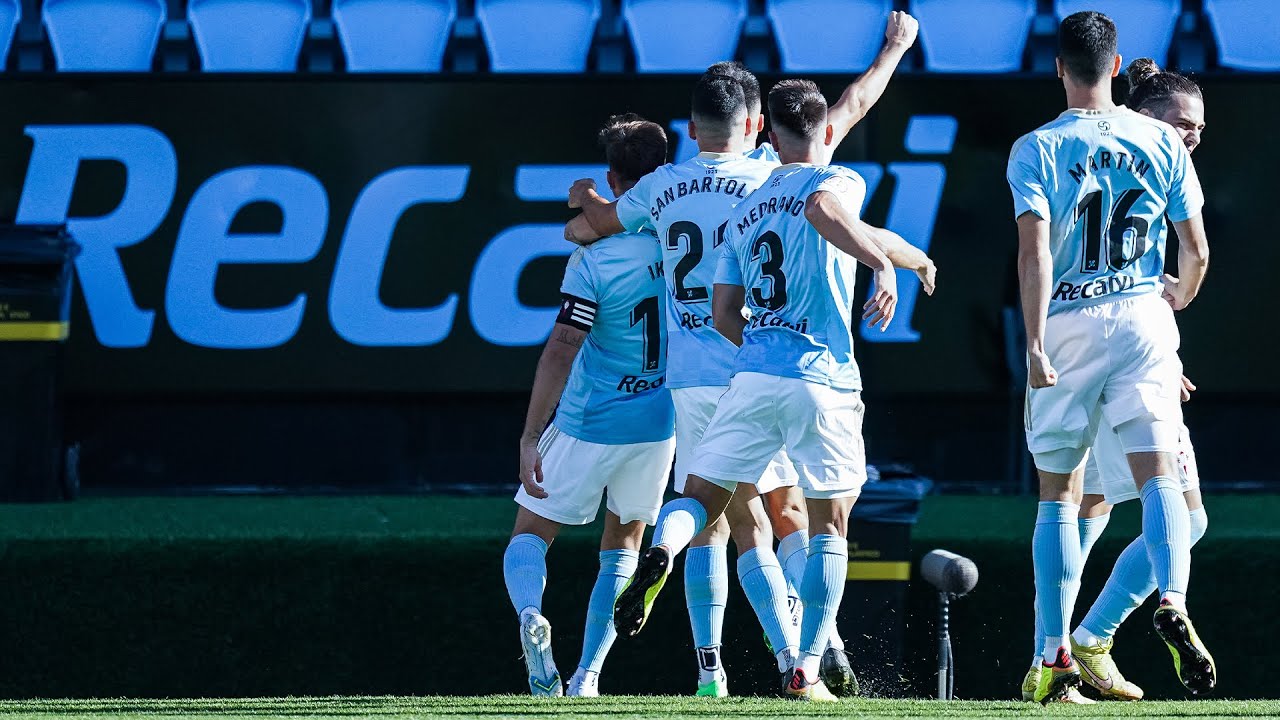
[{"xmin": 0, "ymin": 696, "xmax": 1278, "ymax": 719}]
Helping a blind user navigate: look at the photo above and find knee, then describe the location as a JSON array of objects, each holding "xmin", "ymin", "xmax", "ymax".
[{"xmin": 694, "ymin": 514, "xmax": 731, "ymax": 546}]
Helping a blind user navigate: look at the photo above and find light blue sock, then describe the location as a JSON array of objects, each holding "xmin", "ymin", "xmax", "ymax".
[
  {"xmin": 798, "ymin": 534, "xmax": 848, "ymax": 661},
  {"xmin": 737, "ymin": 546, "xmax": 796, "ymax": 659},
  {"xmin": 652, "ymin": 497, "xmax": 708, "ymax": 557},
  {"xmin": 1033, "ymin": 501, "xmax": 1082, "ymax": 661},
  {"xmin": 1034, "ymin": 511, "xmax": 1110, "ymax": 659},
  {"xmin": 684, "ymin": 544, "xmax": 728, "ymax": 649},
  {"xmin": 1140, "ymin": 476, "xmax": 1191, "ymax": 600},
  {"xmin": 504, "ymin": 533, "xmax": 549, "ymax": 615},
  {"xmin": 1079, "ymin": 507, "xmax": 1208, "ymax": 641},
  {"xmin": 778, "ymin": 530, "xmax": 807, "ymax": 630},
  {"xmin": 578, "ymin": 549, "xmax": 638, "ymax": 673}
]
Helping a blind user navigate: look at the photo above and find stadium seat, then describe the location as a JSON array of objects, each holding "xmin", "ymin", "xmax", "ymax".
[
  {"xmin": 332, "ymin": 0, "xmax": 455, "ymax": 72},
  {"xmin": 477, "ymin": 0, "xmax": 600, "ymax": 72},
  {"xmin": 623, "ymin": 0, "xmax": 745, "ymax": 72},
  {"xmin": 1055, "ymin": 1, "xmax": 1179, "ymax": 67},
  {"xmin": 767, "ymin": 0, "xmax": 890, "ymax": 72},
  {"xmin": 1205, "ymin": 0, "xmax": 1280, "ymax": 71},
  {"xmin": 43, "ymin": 0, "xmax": 166, "ymax": 71},
  {"xmin": 911, "ymin": 0, "xmax": 1035, "ymax": 72},
  {"xmin": 189, "ymin": 0, "xmax": 311, "ymax": 71},
  {"xmin": 0, "ymin": 0, "xmax": 16, "ymax": 68}
]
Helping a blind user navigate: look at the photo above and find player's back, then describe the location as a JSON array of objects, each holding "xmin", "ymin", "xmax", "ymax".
[
  {"xmin": 723, "ymin": 163, "xmax": 867, "ymax": 391},
  {"xmin": 556, "ymin": 230, "xmax": 673, "ymax": 444},
  {"xmin": 1007, "ymin": 107, "xmax": 1202, "ymax": 316},
  {"xmin": 615, "ymin": 152, "xmax": 777, "ymax": 388}
]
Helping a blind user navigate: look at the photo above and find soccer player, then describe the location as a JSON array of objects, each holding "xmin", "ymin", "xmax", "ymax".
[
  {"xmin": 503, "ymin": 115, "xmax": 675, "ymax": 698},
  {"xmin": 1021, "ymin": 58, "xmax": 1211, "ymax": 702},
  {"xmin": 566, "ymin": 15, "xmax": 921, "ymax": 697},
  {"xmin": 1008, "ymin": 12, "xmax": 1214, "ymax": 704},
  {"xmin": 614, "ymin": 79, "xmax": 927, "ymax": 702}
]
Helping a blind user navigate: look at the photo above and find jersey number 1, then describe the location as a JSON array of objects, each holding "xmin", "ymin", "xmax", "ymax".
[
  {"xmin": 1076, "ymin": 188, "xmax": 1150, "ymax": 274},
  {"xmin": 630, "ymin": 296, "xmax": 662, "ymax": 373}
]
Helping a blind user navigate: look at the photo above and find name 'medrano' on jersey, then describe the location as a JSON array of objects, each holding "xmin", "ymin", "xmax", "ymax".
[
  {"xmin": 1007, "ymin": 107, "xmax": 1204, "ymax": 315},
  {"xmin": 554, "ymin": 230, "xmax": 674, "ymax": 445},
  {"xmin": 613, "ymin": 151, "xmax": 777, "ymax": 389},
  {"xmin": 718, "ymin": 163, "xmax": 869, "ymax": 392}
]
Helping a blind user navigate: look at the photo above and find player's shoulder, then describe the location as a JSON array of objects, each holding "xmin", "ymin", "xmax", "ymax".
[
  {"xmin": 1116, "ymin": 107, "xmax": 1183, "ymax": 150},
  {"xmin": 585, "ymin": 229, "xmax": 660, "ymax": 264}
]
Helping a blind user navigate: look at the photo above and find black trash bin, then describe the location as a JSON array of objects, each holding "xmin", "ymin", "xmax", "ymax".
[
  {"xmin": 839, "ymin": 469, "xmax": 932, "ymax": 695},
  {"xmin": 0, "ymin": 224, "xmax": 80, "ymax": 502}
]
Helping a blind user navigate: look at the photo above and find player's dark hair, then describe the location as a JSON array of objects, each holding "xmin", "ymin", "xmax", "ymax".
[
  {"xmin": 768, "ymin": 79, "xmax": 828, "ymax": 140},
  {"xmin": 691, "ymin": 74, "xmax": 747, "ymax": 126},
  {"xmin": 1058, "ymin": 11, "xmax": 1117, "ymax": 85},
  {"xmin": 1126, "ymin": 57, "xmax": 1202, "ymax": 115},
  {"xmin": 706, "ymin": 61, "xmax": 761, "ymax": 111},
  {"xmin": 598, "ymin": 113, "xmax": 667, "ymax": 184}
]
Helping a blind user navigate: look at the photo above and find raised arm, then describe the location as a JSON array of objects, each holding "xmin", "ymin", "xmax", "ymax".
[
  {"xmin": 1164, "ymin": 214, "xmax": 1210, "ymax": 311},
  {"xmin": 827, "ymin": 11, "xmax": 918, "ymax": 148},
  {"xmin": 804, "ymin": 190, "xmax": 898, "ymax": 330},
  {"xmin": 1017, "ymin": 212, "xmax": 1056, "ymax": 388},
  {"xmin": 712, "ymin": 283, "xmax": 748, "ymax": 347},
  {"xmin": 518, "ymin": 323, "xmax": 587, "ymax": 498}
]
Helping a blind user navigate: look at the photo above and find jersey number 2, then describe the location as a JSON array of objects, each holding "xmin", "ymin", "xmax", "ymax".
[
  {"xmin": 630, "ymin": 296, "xmax": 662, "ymax": 373},
  {"xmin": 1076, "ymin": 188, "xmax": 1151, "ymax": 273},
  {"xmin": 751, "ymin": 231, "xmax": 788, "ymax": 311}
]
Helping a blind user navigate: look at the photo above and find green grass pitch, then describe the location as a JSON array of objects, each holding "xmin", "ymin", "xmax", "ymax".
[{"xmin": 0, "ymin": 697, "xmax": 1277, "ymax": 720}]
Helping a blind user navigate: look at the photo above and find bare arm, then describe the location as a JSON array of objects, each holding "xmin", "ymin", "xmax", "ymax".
[
  {"xmin": 827, "ymin": 11, "xmax": 918, "ymax": 149},
  {"xmin": 518, "ymin": 324, "xmax": 586, "ymax": 497},
  {"xmin": 804, "ymin": 191, "xmax": 898, "ymax": 330},
  {"xmin": 565, "ymin": 179, "xmax": 625, "ymax": 245},
  {"xmin": 866, "ymin": 224, "xmax": 936, "ymax": 295},
  {"xmin": 1016, "ymin": 212, "xmax": 1056, "ymax": 388},
  {"xmin": 712, "ymin": 283, "xmax": 748, "ymax": 347},
  {"xmin": 1164, "ymin": 214, "xmax": 1210, "ymax": 310}
]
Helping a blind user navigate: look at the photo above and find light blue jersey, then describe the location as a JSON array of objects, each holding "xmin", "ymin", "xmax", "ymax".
[
  {"xmin": 717, "ymin": 164, "xmax": 868, "ymax": 391},
  {"xmin": 555, "ymin": 230, "xmax": 674, "ymax": 445},
  {"xmin": 1007, "ymin": 107, "xmax": 1203, "ymax": 316},
  {"xmin": 615, "ymin": 151, "xmax": 778, "ymax": 389},
  {"xmin": 747, "ymin": 142, "xmax": 780, "ymax": 163}
]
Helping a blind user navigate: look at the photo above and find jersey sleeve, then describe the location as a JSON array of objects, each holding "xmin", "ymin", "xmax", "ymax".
[
  {"xmin": 1166, "ymin": 138, "xmax": 1205, "ymax": 223},
  {"xmin": 614, "ymin": 171, "xmax": 658, "ymax": 233},
  {"xmin": 557, "ymin": 248, "xmax": 598, "ymax": 331},
  {"xmin": 714, "ymin": 231, "xmax": 744, "ymax": 286},
  {"xmin": 812, "ymin": 167, "xmax": 867, "ymax": 217},
  {"xmin": 1007, "ymin": 135, "xmax": 1051, "ymax": 221}
]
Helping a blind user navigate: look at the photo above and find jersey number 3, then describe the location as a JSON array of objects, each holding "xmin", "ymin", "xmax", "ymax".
[
  {"xmin": 1076, "ymin": 188, "xmax": 1150, "ymax": 274},
  {"xmin": 751, "ymin": 231, "xmax": 788, "ymax": 311}
]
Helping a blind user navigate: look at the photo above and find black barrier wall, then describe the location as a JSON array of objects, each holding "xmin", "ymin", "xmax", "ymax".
[{"xmin": 0, "ymin": 76, "xmax": 1276, "ymax": 491}]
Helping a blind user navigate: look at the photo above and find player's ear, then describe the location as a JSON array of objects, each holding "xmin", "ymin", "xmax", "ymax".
[
  {"xmin": 768, "ymin": 130, "xmax": 779, "ymax": 151},
  {"xmin": 755, "ymin": 115, "xmax": 765, "ymax": 133},
  {"xmin": 743, "ymin": 115, "xmax": 754, "ymax": 139},
  {"xmin": 605, "ymin": 169, "xmax": 621, "ymax": 197},
  {"xmin": 1136, "ymin": 107, "xmax": 1154, "ymax": 118},
  {"xmin": 687, "ymin": 121, "xmax": 698, "ymax": 140},
  {"xmin": 1055, "ymin": 56, "xmax": 1064, "ymax": 79},
  {"xmin": 824, "ymin": 124, "xmax": 834, "ymax": 146},
  {"xmin": 1111, "ymin": 54, "xmax": 1122, "ymax": 78}
]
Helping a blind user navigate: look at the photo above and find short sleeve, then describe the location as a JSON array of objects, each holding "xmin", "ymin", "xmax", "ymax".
[
  {"xmin": 813, "ymin": 167, "xmax": 867, "ymax": 217},
  {"xmin": 1166, "ymin": 139, "xmax": 1204, "ymax": 223},
  {"xmin": 614, "ymin": 171, "xmax": 658, "ymax": 233},
  {"xmin": 1007, "ymin": 135, "xmax": 1051, "ymax": 221},
  {"xmin": 557, "ymin": 248, "xmax": 598, "ymax": 331},
  {"xmin": 714, "ymin": 234, "xmax": 743, "ymax": 286}
]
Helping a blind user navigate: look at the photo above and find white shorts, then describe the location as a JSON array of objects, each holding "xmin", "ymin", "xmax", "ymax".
[
  {"xmin": 688, "ymin": 373, "xmax": 866, "ymax": 500},
  {"xmin": 515, "ymin": 424, "xmax": 675, "ymax": 526},
  {"xmin": 1084, "ymin": 421, "xmax": 1200, "ymax": 504},
  {"xmin": 1026, "ymin": 293, "xmax": 1183, "ymax": 466},
  {"xmin": 671, "ymin": 385, "xmax": 798, "ymax": 495}
]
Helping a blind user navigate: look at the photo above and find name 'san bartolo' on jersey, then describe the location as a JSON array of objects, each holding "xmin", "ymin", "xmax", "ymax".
[
  {"xmin": 615, "ymin": 151, "xmax": 777, "ymax": 389},
  {"xmin": 555, "ymin": 231, "xmax": 674, "ymax": 445},
  {"xmin": 1007, "ymin": 107, "xmax": 1203, "ymax": 315},
  {"xmin": 718, "ymin": 163, "xmax": 868, "ymax": 391}
]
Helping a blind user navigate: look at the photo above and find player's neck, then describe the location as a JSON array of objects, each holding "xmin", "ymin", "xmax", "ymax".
[
  {"xmin": 777, "ymin": 144, "xmax": 825, "ymax": 165},
  {"xmin": 696, "ymin": 139, "xmax": 743, "ymax": 154},
  {"xmin": 1064, "ymin": 84, "xmax": 1117, "ymax": 113}
]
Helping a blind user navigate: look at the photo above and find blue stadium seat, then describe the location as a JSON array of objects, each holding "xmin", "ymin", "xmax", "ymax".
[
  {"xmin": 1205, "ymin": 0, "xmax": 1280, "ymax": 71},
  {"xmin": 911, "ymin": 0, "xmax": 1034, "ymax": 72},
  {"xmin": 1055, "ymin": 1, "xmax": 1179, "ymax": 67},
  {"xmin": 0, "ymin": 0, "xmax": 16, "ymax": 68},
  {"xmin": 189, "ymin": 0, "xmax": 311, "ymax": 71},
  {"xmin": 623, "ymin": 0, "xmax": 745, "ymax": 72},
  {"xmin": 477, "ymin": 0, "xmax": 600, "ymax": 72},
  {"xmin": 43, "ymin": 0, "xmax": 166, "ymax": 71},
  {"xmin": 333, "ymin": 0, "xmax": 455, "ymax": 72},
  {"xmin": 767, "ymin": 0, "xmax": 890, "ymax": 72}
]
